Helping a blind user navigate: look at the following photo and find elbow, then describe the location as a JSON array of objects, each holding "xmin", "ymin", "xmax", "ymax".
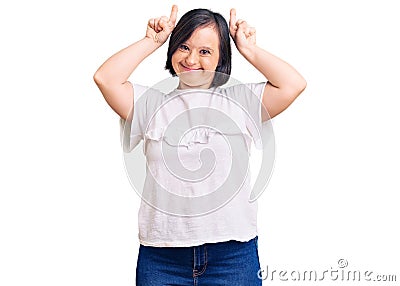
[
  {"xmin": 295, "ymin": 74, "xmax": 307, "ymax": 92},
  {"xmin": 293, "ymin": 77, "xmax": 307, "ymax": 98},
  {"xmin": 93, "ymin": 69, "xmax": 104, "ymax": 86},
  {"xmin": 281, "ymin": 78, "xmax": 307, "ymax": 102},
  {"xmin": 300, "ymin": 77, "xmax": 307, "ymax": 92},
  {"xmin": 93, "ymin": 67, "xmax": 113, "ymax": 87},
  {"xmin": 93, "ymin": 69, "xmax": 122, "ymax": 88}
]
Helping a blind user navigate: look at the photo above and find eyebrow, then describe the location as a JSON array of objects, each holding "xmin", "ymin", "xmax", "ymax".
[
  {"xmin": 199, "ymin": 46, "xmax": 214, "ymax": 51},
  {"xmin": 182, "ymin": 42, "xmax": 215, "ymax": 52}
]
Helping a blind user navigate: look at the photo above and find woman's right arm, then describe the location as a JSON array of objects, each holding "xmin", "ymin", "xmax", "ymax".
[{"xmin": 93, "ymin": 5, "xmax": 178, "ymax": 120}]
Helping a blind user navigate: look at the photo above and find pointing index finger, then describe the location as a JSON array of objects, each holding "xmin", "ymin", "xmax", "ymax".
[
  {"xmin": 169, "ymin": 5, "xmax": 178, "ymax": 25},
  {"xmin": 230, "ymin": 8, "xmax": 237, "ymax": 27}
]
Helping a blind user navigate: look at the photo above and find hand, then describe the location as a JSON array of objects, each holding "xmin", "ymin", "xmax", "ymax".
[
  {"xmin": 146, "ymin": 5, "xmax": 178, "ymax": 45},
  {"xmin": 229, "ymin": 8, "xmax": 256, "ymax": 52}
]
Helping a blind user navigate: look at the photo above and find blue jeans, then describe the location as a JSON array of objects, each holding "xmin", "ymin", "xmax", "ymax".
[{"xmin": 136, "ymin": 236, "xmax": 262, "ymax": 285}]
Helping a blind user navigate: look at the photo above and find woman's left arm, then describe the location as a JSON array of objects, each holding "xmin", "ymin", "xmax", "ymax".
[{"xmin": 229, "ymin": 9, "xmax": 307, "ymax": 120}]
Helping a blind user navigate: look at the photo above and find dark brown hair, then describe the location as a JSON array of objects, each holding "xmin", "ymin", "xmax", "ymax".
[{"xmin": 165, "ymin": 8, "xmax": 232, "ymax": 87}]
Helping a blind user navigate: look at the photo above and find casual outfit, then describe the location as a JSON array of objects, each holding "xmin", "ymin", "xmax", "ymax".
[{"xmin": 120, "ymin": 82, "xmax": 266, "ymax": 285}]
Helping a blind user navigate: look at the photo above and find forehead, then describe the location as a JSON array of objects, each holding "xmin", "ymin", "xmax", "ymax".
[{"xmin": 185, "ymin": 26, "xmax": 219, "ymax": 47}]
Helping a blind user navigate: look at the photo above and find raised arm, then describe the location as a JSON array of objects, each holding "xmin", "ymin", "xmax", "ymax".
[
  {"xmin": 229, "ymin": 8, "xmax": 306, "ymax": 120},
  {"xmin": 93, "ymin": 5, "xmax": 178, "ymax": 120}
]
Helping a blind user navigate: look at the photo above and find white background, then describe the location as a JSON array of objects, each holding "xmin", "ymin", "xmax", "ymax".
[{"xmin": 1, "ymin": 0, "xmax": 399, "ymax": 285}]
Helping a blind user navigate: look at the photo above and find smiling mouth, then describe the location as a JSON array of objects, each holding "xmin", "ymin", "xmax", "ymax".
[{"xmin": 180, "ymin": 64, "xmax": 203, "ymax": 71}]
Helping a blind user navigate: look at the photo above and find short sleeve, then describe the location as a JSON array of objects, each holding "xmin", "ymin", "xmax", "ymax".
[
  {"xmin": 119, "ymin": 84, "xmax": 148, "ymax": 152},
  {"xmin": 224, "ymin": 82, "xmax": 267, "ymax": 150}
]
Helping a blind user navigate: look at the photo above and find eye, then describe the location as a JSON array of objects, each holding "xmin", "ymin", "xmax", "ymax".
[
  {"xmin": 200, "ymin": 49, "xmax": 211, "ymax": 55},
  {"xmin": 179, "ymin": 44, "xmax": 189, "ymax": 51}
]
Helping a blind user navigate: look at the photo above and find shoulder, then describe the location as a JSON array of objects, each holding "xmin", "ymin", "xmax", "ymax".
[
  {"xmin": 132, "ymin": 84, "xmax": 167, "ymax": 117},
  {"xmin": 217, "ymin": 82, "xmax": 266, "ymax": 97},
  {"xmin": 215, "ymin": 82, "xmax": 267, "ymax": 108},
  {"xmin": 133, "ymin": 84, "xmax": 164, "ymax": 104}
]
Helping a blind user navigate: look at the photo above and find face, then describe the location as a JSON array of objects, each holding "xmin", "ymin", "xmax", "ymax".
[{"xmin": 171, "ymin": 26, "xmax": 220, "ymax": 89}]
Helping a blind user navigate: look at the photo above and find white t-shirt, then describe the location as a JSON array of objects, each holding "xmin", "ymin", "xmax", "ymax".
[{"xmin": 120, "ymin": 82, "xmax": 266, "ymax": 247}]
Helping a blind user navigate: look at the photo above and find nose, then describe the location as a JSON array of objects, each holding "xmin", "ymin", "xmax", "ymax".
[{"xmin": 185, "ymin": 50, "xmax": 199, "ymax": 66}]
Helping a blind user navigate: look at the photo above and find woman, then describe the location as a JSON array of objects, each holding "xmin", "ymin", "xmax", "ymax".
[{"xmin": 94, "ymin": 5, "xmax": 306, "ymax": 285}]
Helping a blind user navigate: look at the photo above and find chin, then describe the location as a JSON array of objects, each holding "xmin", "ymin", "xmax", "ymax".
[{"xmin": 178, "ymin": 70, "xmax": 215, "ymax": 89}]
